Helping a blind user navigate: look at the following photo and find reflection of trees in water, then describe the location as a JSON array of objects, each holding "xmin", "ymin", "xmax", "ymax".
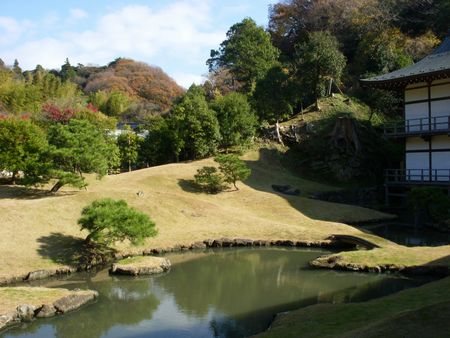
[
  {"xmin": 6, "ymin": 278, "xmax": 160, "ymax": 338},
  {"xmin": 4, "ymin": 250, "xmax": 429, "ymax": 338},
  {"xmin": 156, "ymin": 249, "xmax": 426, "ymax": 338},
  {"xmin": 52, "ymin": 278, "xmax": 159, "ymax": 338}
]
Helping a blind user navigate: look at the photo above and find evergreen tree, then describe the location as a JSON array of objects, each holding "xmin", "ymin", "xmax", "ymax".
[
  {"xmin": 168, "ymin": 85, "xmax": 220, "ymax": 161},
  {"xmin": 211, "ymin": 92, "xmax": 257, "ymax": 151},
  {"xmin": 294, "ymin": 31, "xmax": 346, "ymax": 109},
  {"xmin": 117, "ymin": 126, "xmax": 141, "ymax": 172},
  {"xmin": 207, "ymin": 18, "xmax": 280, "ymax": 93},
  {"xmin": 48, "ymin": 119, "xmax": 119, "ymax": 192},
  {"xmin": 214, "ymin": 154, "xmax": 251, "ymax": 190},
  {"xmin": 0, "ymin": 118, "xmax": 50, "ymax": 185}
]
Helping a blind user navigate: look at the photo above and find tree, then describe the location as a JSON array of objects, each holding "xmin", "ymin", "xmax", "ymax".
[
  {"xmin": 12, "ymin": 59, "xmax": 23, "ymax": 78},
  {"xmin": 117, "ymin": 126, "xmax": 141, "ymax": 172},
  {"xmin": 252, "ymin": 65, "xmax": 296, "ymax": 123},
  {"xmin": 294, "ymin": 31, "xmax": 346, "ymax": 109},
  {"xmin": 211, "ymin": 92, "xmax": 257, "ymax": 151},
  {"xmin": 194, "ymin": 166, "xmax": 225, "ymax": 194},
  {"xmin": 60, "ymin": 58, "xmax": 76, "ymax": 82},
  {"xmin": 214, "ymin": 154, "xmax": 251, "ymax": 190},
  {"xmin": 207, "ymin": 18, "xmax": 280, "ymax": 93},
  {"xmin": 47, "ymin": 119, "xmax": 119, "ymax": 192},
  {"xmin": 168, "ymin": 85, "xmax": 220, "ymax": 161},
  {"xmin": 78, "ymin": 198, "xmax": 157, "ymax": 252},
  {"xmin": 139, "ymin": 116, "xmax": 174, "ymax": 166},
  {"xmin": 0, "ymin": 118, "xmax": 49, "ymax": 185},
  {"xmin": 104, "ymin": 91, "xmax": 131, "ymax": 117}
]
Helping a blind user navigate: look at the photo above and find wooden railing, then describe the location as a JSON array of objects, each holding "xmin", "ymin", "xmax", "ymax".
[
  {"xmin": 385, "ymin": 169, "xmax": 450, "ymax": 184},
  {"xmin": 384, "ymin": 115, "xmax": 450, "ymax": 136}
]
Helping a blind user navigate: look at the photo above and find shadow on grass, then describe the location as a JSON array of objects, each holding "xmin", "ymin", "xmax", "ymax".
[
  {"xmin": 243, "ymin": 148, "xmax": 386, "ymax": 225},
  {"xmin": 37, "ymin": 232, "xmax": 85, "ymax": 267},
  {"xmin": 0, "ymin": 185, "xmax": 76, "ymax": 200},
  {"xmin": 178, "ymin": 179, "xmax": 202, "ymax": 194}
]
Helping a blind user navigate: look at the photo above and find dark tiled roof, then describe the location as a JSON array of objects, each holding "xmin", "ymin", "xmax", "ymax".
[{"xmin": 361, "ymin": 32, "xmax": 450, "ymax": 89}]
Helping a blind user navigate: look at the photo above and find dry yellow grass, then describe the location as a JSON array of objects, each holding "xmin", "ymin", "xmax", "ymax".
[
  {"xmin": 0, "ymin": 287, "xmax": 73, "ymax": 314},
  {"xmin": 0, "ymin": 148, "xmax": 436, "ymax": 281}
]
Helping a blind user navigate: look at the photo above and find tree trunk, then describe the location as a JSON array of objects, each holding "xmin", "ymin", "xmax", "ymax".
[
  {"xmin": 128, "ymin": 160, "xmax": 131, "ymax": 172},
  {"xmin": 275, "ymin": 120, "xmax": 284, "ymax": 146},
  {"xmin": 233, "ymin": 181, "xmax": 239, "ymax": 191},
  {"xmin": 50, "ymin": 180, "xmax": 64, "ymax": 193},
  {"xmin": 11, "ymin": 171, "xmax": 17, "ymax": 185}
]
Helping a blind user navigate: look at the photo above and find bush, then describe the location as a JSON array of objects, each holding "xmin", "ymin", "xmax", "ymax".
[
  {"xmin": 194, "ymin": 166, "xmax": 225, "ymax": 194},
  {"xmin": 214, "ymin": 154, "xmax": 251, "ymax": 190},
  {"xmin": 78, "ymin": 198, "xmax": 157, "ymax": 251}
]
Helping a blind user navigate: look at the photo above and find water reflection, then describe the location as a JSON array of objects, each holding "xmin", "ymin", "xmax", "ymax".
[
  {"xmin": 370, "ymin": 224, "xmax": 450, "ymax": 247},
  {"xmin": 2, "ymin": 248, "xmax": 429, "ymax": 338}
]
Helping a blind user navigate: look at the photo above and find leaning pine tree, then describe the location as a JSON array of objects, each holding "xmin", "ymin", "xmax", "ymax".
[{"xmin": 78, "ymin": 198, "xmax": 157, "ymax": 264}]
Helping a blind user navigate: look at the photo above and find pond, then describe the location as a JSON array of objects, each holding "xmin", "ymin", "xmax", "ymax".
[
  {"xmin": 2, "ymin": 248, "xmax": 432, "ymax": 338},
  {"xmin": 369, "ymin": 224, "xmax": 450, "ymax": 247}
]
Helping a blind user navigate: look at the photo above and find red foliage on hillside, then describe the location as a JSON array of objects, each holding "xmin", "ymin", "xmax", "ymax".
[{"xmin": 84, "ymin": 59, "xmax": 184, "ymax": 112}]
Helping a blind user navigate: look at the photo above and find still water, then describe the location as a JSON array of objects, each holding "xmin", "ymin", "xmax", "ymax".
[
  {"xmin": 369, "ymin": 224, "xmax": 450, "ymax": 247},
  {"xmin": 2, "ymin": 248, "xmax": 430, "ymax": 338}
]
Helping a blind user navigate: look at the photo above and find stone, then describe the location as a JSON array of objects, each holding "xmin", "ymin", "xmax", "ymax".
[
  {"xmin": 16, "ymin": 304, "xmax": 36, "ymax": 322},
  {"xmin": 0, "ymin": 312, "xmax": 19, "ymax": 331},
  {"xmin": 234, "ymin": 239, "xmax": 253, "ymax": 246},
  {"xmin": 53, "ymin": 291, "xmax": 98, "ymax": 314},
  {"xmin": 211, "ymin": 239, "xmax": 223, "ymax": 247},
  {"xmin": 110, "ymin": 257, "xmax": 171, "ymax": 276},
  {"xmin": 190, "ymin": 241, "xmax": 206, "ymax": 249},
  {"xmin": 220, "ymin": 238, "xmax": 234, "ymax": 247},
  {"xmin": 35, "ymin": 304, "xmax": 56, "ymax": 318},
  {"xmin": 26, "ymin": 270, "xmax": 53, "ymax": 281}
]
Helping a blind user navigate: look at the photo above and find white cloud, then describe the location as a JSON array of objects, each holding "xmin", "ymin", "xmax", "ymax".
[
  {"xmin": 0, "ymin": 0, "xmax": 227, "ymax": 86},
  {"xmin": 172, "ymin": 72, "xmax": 205, "ymax": 89},
  {"xmin": 69, "ymin": 8, "xmax": 88, "ymax": 21},
  {"xmin": 0, "ymin": 17, "xmax": 33, "ymax": 46}
]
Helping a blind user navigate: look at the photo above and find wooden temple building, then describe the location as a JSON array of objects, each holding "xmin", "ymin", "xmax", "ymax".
[{"xmin": 361, "ymin": 32, "xmax": 450, "ymax": 205}]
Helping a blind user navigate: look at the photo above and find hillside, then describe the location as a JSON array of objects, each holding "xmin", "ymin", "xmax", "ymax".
[
  {"xmin": 0, "ymin": 147, "xmax": 395, "ymax": 281},
  {"xmin": 83, "ymin": 58, "xmax": 184, "ymax": 113},
  {"xmin": 270, "ymin": 94, "xmax": 399, "ymax": 183}
]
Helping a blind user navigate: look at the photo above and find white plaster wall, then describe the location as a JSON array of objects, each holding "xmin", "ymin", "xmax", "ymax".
[
  {"xmin": 405, "ymin": 102, "xmax": 429, "ymax": 131},
  {"xmin": 431, "ymin": 152, "xmax": 450, "ymax": 181},
  {"xmin": 431, "ymin": 83, "xmax": 450, "ymax": 99},
  {"xmin": 406, "ymin": 82, "xmax": 427, "ymax": 89},
  {"xmin": 406, "ymin": 137, "xmax": 429, "ymax": 151},
  {"xmin": 406, "ymin": 153, "xmax": 430, "ymax": 180},
  {"xmin": 405, "ymin": 87, "xmax": 428, "ymax": 102},
  {"xmin": 432, "ymin": 79, "xmax": 450, "ymax": 86},
  {"xmin": 432, "ymin": 135, "xmax": 450, "ymax": 150}
]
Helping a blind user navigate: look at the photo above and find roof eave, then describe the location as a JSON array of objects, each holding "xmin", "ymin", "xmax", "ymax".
[{"xmin": 360, "ymin": 69, "xmax": 450, "ymax": 90}]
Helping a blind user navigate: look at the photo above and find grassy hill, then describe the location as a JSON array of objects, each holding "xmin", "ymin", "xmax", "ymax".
[{"xmin": 0, "ymin": 147, "xmax": 395, "ymax": 281}]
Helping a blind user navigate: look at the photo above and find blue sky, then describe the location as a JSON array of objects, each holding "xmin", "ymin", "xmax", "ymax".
[{"xmin": 0, "ymin": 0, "xmax": 275, "ymax": 88}]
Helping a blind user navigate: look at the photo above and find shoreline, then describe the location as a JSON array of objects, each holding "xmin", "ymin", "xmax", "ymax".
[{"xmin": 0, "ymin": 288, "xmax": 98, "ymax": 333}]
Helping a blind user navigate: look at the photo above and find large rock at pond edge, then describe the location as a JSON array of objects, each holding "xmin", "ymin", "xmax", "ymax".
[
  {"xmin": 0, "ymin": 312, "xmax": 19, "ymax": 331},
  {"xmin": 35, "ymin": 304, "xmax": 57, "ymax": 318},
  {"xmin": 53, "ymin": 291, "xmax": 98, "ymax": 314},
  {"xmin": 16, "ymin": 304, "xmax": 36, "ymax": 322},
  {"xmin": 110, "ymin": 256, "xmax": 171, "ymax": 276}
]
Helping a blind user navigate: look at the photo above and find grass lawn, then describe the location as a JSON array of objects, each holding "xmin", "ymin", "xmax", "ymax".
[
  {"xmin": 256, "ymin": 276, "xmax": 450, "ymax": 338},
  {"xmin": 0, "ymin": 287, "xmax": 73, "ymax": 314},
  {"xmin": 0, "ymin": 147, "xmax": 398, "ymax": 281}
]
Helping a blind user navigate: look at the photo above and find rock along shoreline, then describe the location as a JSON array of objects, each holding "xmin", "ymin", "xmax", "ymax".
[
  {"xmin": 0, "ymin": 288, "xmax": 98, "ymax": 332},
  {"xmin": 0, "ymin": 237, "xmax": 346, "ymax": 286}
]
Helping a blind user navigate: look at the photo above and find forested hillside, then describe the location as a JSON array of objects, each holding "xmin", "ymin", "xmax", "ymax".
[{"xmin": 1, "ymin": 0, "xmax": 449, "ymax": 187}]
